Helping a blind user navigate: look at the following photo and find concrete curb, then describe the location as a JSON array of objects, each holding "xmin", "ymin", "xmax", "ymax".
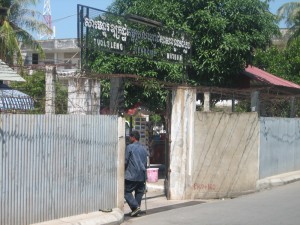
[
  {"xmin": 31, "ymin": 171, "xmax": 300, "ymax": 225},
  {"xmin": 31, "ymin": 208, "xmax": 124, "ymax": 225},
  {"xmin": 256, "ymin": 170, "xmax": 300, "ymax": 190}
]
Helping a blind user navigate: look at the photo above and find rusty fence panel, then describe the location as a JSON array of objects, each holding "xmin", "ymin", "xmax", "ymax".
[{"xmin": 0, "ymin": 114, "xmax": 119, "ymax": 225}]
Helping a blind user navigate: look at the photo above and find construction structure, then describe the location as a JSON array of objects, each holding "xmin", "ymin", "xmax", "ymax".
[{"xmin": 40, "ymin": 0, "xmax": 55, "ymax": 39}]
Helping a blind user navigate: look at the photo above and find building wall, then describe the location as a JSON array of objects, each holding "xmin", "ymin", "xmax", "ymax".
[{"xmin": 21, "ymin": 39, "xmax": 81, "ymax": 69}]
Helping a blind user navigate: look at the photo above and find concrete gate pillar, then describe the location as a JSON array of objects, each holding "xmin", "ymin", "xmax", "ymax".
[
  {"xmin": 290, "ymin": 96, "xmax": 297, "ymax": 118},
  {"xmin": 110, "ymin": 78, "xmax": 124, "ymax": 115},
  {"xmin": 169, "ymin": 86, "xmax": 196, "ymax": 200},
  {"xmin": 45, "ymin": 66, "xmax": 56, "ymax": 114},
  {"xmin": 251, "ymin": 91, "xmax": 260, "ymax": 114},
  {"xmin": 68, "ymin": 78, "xmax": 101, "ymax": 115},
  {"xmin": 203, "ymin": 92, "xmax": 210, "ymax": 112}
]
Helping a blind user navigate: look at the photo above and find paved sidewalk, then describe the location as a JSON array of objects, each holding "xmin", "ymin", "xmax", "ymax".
[
  {"xmin": 32, "ymin": 170, "xmax": 300, "ymax": 225},
  {"xmin": 32, "ymin": 208, "xmax": 123, "ymax": 225},
  {"xmin": 122, "ymin": 179, "xmax": 210, "ymax": 224},
  {"xmin": 256, "ymin": 170, "xmax": 300, "ymax": 190}
]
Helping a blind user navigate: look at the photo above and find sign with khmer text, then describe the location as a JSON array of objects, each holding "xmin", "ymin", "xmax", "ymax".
[{"xmin": 77, "ymin": 4, "xmax": 191, "ymax": 68}]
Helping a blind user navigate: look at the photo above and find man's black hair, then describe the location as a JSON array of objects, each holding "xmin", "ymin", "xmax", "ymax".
[{"xmin": 130, "ymin": 130, "xmax": 140, "ymax": 141}]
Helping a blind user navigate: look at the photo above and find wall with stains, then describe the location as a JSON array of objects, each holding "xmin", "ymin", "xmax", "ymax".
[
  {"xmin": 190, "ymin": 112, "xmax": 259, "ymax": 199},
  {"xmin": 168, "ymin": 87, "xmax": 300, "ymax": 200},
  {"xmin": 169, "ymin": 86, "xmax": 196, "ymax": 200},
  {"xmin": 169, "ymin": 88, "xmax": 259, "ymax": 200},
  {"xmin": 259, "ymin": 117, "xmax": 300, "ymax": 179}
]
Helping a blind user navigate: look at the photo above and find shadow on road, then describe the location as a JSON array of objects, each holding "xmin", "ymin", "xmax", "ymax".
[{"xmin": 124, "ymin": 201, "xmax": 205, "ymax": 220}]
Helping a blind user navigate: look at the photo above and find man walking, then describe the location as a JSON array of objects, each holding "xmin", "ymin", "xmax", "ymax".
[{"xmin": 125, "ymin": 130, "xmax": 148, "ymax": 217}]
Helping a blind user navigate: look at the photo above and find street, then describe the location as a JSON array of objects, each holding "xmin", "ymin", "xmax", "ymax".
[{"xmin": 122, "ymin": 181, "xmax": 300, "ymax": 225}]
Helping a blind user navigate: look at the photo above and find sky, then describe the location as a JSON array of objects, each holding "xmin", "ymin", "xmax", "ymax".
[
  {"xmin": 34, "ymin": 0, "xmax": 296, "ymax": 39},
  {"xmin": 35, "ymin": 0, "xmax": 114, "ymax": 39}
]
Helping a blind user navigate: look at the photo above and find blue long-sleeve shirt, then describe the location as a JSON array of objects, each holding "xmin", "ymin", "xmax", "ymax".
[{"xmin": 125, "ymin": 142, "xmax": 148, "ymax": 182}]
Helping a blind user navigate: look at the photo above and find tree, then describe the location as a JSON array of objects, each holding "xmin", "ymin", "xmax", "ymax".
[
  {"xmin": 0, "ymin": 0, "xmax": 51, "ymax": 64},
  {"xmin": 277, "ymin": 1, "xmax": 300, "ymax": 43},
  {"xmin": 10, "ymin": 71, "xmax": 68, "ymax": 114},
  {"xmin": 253, "ymin": 37, "xmax": 300, "ymax": 117},
  {"xmin": 107, "ymin": 0, "xmax": 279, "ymax": 85},
  {"xmin": 254, "ymin": 37, "xmax": 300, "ymax": 84},
  {"xmin": 277, "ymin": 1, "xmax": 300, "ymax": 27},
  {"xmin": 285, "ymin": 36, "xmax": 300, "ymax": 83},
  {"xmin": 89, "ymin": 0, "xmax": 279, "ymax": 112}
]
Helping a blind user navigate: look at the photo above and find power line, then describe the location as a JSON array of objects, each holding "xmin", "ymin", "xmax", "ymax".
[
  {"xmin": 52, "ymin": 14, "xmax": 77, "ymax": 23},
  {"xmin": 0, "ymin": 12, "xmax": 77, "ymax": 39}
]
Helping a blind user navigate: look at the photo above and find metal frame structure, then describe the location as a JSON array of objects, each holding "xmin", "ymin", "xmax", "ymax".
[{"xmin": 77, "ymin": 4, "xmax": 192, "ymax": 69}]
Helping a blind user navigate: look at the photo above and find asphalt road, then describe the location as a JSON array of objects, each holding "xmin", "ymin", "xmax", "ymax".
[{"xmin": 123, "ymin": 181, "xmax": 300, "ymax": 225}]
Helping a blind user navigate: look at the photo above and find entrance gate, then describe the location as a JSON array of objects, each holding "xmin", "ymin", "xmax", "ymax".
[{"xmin": 77, "ymin": 4, "xmax": 192, "ymax": 198}]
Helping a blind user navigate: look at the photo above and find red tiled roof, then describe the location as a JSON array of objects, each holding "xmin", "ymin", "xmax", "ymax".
[{"xmin": 244, "ymin": 65, "xmax": 300, "ymax": 89}]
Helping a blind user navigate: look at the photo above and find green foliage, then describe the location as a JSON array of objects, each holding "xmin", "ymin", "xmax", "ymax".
[
  {"xmin": 90, "ymin": 52, "xmax": 174, "ymax": 112},
  {"xmin": 277, "ymin": 2, "xmax": 300, "ymax": 43},
  {"xmin": 150, "ymin": 114, "xmax": 161, "ymax": 124},
  {"xmin": 91, "ymin": 0, "xmax": 279, "ymax": 112},
  {"xmin": 0, "ymin": 0, "xmax": 51, "ymax": 64},
  {"xmin": 277, "ymin": 2, "xmax": 300, "ymax": 28},
  {"xmin": 253, "ymin": 37, "xmax": 300, "ymax": 117},
  {"xmin": 55, "ymin": 80, "xmax": 68, "ymax": 114},
  {"xmin": 262, "ymin": 100, "xmax": 292, "ymax": 117},
  {"xmin": 254, "ymin": 46, "xmax": 291, "ymax": 80},
  {"xmin": 107, "ymin": 0, "xmax": 279, "ymax": 82},
  {"xmin": 10, "ymin": 71, "xmax": 68, "ymax": 114},
  {"xmin": 10, "ymin": 71, "xmax": 46, "ymax": 113},
  {"xmin": 186, "ymin": 0, "xmax": 279, "ymax": 85},
  {"xmin": 285, "ymin": 37, "xmax": 300, "ymax": 83},
  {"xmin": 253, "ymin": 37, "xmax": 300, "ymax": 84},
  {"xmin": 235, "ymin": 100, "xmax": 251, "ymax": 113}
]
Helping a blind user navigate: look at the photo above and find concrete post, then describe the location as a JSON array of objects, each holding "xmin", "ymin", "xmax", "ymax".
[
  {"xmin": 110, "ymin": 78, "xmax": 124, "ymax": 115},
  {"xmin": 117, "ymin": 117, "xmax": 125, "ymax": 209},
  {"xmin": 231, "ymin": 98, "xmax": 235, "ymax": 112},
  {"xmin": 45, "ymin": 66, "xmax": 56, "ymax": 114},
  {"xmin": 54, "ymin": 52, "xmax": 58, "ymax": 64},
  {"xmin": 169, "ymin": 86, "xmax": 196, "ymax": 200},
  {"xmin": 91, "ymin": 79, "xmax": 101, "ymax": 115},
  {"xmin": 251, "ymin": 91, "xmax": 260, "ymax": 114},
  {"xmin": 68, "ymin": 78, "xmax": 101, "ymax": 115},
  {"xmin": 290, "ymin": 96, "xmax": 297, "ymax": 118},
  {"xmin": 203, "ymin": 92, "xmax": 210, "ymax": 112}
]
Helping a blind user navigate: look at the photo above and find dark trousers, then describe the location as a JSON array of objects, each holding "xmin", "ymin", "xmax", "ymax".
[{"xmin": 125, "ymin": 179, "xmax": 145, "ymax": 211}]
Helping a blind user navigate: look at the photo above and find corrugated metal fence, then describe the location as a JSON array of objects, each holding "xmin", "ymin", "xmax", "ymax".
[
  {"xmin": 0, "ymin": 114, "xmax": 119, "ymax": 225},
  {"xmin": 259, "ymin": 117, "xmax": 300, "ymax": 179}
]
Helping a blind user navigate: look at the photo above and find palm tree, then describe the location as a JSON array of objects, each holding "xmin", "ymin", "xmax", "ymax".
[
  {"xmin": 277, "ymin": 1, "xmax": 300, "ymax": 44},
  {"xmin": 0, "ymin": 0, "xmax": 52, "ymax": 65}
]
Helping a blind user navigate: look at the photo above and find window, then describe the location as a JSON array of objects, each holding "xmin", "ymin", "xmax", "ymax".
[
  {"xmin": 45, "ymin": 53, "xmax": 54, "ymax": 64},
  {"xmin": 32, "ymin": 53, "xmax": 39, "ymax": 64}
]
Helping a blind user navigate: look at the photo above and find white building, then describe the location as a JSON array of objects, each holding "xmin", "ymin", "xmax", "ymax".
[
  {"xmin": 20, "ymin": 38, "xmax": 101, "ymax": 115},
  {"xmin": 20, "ymin": 38, "xmax": 80, "ymax": 72}
]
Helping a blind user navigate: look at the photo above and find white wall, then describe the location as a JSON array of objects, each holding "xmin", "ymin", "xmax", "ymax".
[
  {"xmin": 191, "ymin": 112, "xmax": 259, "ymax": 199},
  {"xmin": 169, "ymin": 87, "xmax": 260, "ymax": 200}
]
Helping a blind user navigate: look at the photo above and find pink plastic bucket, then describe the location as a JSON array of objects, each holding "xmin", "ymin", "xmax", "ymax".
[{"xmin": 147, "ymin": 168, "xmax": 159, "ymax": 183}]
